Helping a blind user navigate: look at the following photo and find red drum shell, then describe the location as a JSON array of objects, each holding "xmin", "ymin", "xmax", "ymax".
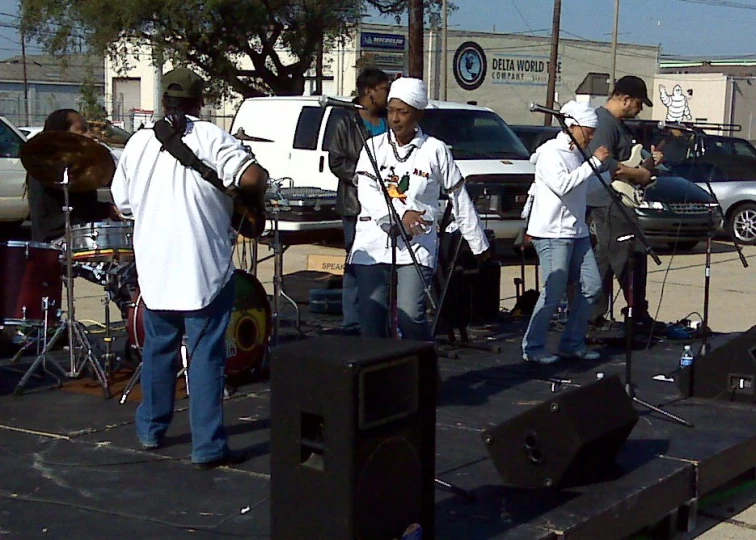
[{"xmin": 0, "ymin": 241, "xmax": 62, "ymax": 325}]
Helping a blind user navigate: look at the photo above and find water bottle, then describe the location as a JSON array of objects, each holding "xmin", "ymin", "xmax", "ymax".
[{"xmin": 680, "ymin": 345, "xmax": 694, "ymax": 369}]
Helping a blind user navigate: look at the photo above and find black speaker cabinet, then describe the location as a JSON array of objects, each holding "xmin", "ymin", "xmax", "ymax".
[
  {"xmin": 678, "ymin": 326, "xmax": 756, "ymax": 403},
  {"xmin": 482, "ymin": 374, "xmax": 638, "ymax": 489},
  {"xmin": 270, "ymin": 336, "xmax": 437, "ymax": 540}
]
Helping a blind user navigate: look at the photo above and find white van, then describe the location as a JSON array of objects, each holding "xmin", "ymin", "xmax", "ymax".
[{"xmin": 230, "ymin": 96, "xmax": 535, "ymax": 241}]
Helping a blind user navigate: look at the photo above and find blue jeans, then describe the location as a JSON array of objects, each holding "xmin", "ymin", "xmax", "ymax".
[
  {"xmin": 354, "ymin": 263, "xmax": 434, "ymax": 341},
  {"xmin": 342, "ymin": 216, "xmax": 360, "ymax": 330},
  {"xmin": 522, "ymin": 237, "xmax": 601, "ymax": 357},
  {"xmin": 136, "ymin": 277, "xmax": 235, "ymax": 464}
]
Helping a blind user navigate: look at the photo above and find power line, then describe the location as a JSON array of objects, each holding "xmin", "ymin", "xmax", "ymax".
[{"xmin": 670, "ymin": 0, "xmax": 756, "ymax": 9}]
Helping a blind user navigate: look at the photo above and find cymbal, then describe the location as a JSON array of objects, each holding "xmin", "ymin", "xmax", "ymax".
[{"xmin": 20, "ymin": 131, "xmax": 116, "ymax": 192}]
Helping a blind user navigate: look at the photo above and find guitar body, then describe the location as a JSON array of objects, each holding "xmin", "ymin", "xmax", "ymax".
[{"xmin": 612, "ymin": 144, "xmax": 657, "ymax": 208}]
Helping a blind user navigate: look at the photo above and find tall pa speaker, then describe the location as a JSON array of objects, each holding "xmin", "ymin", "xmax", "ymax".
[
  {"xmin": 482, "ymin": 374, "xmax": 638, "ymax": 489},
  {"xmin": 270, "ymin": 336, "xmax": 437, "ymax": 540},
  {"xmin": 678, "ymin": 326, "xmax": 756, "ymax": 403}
]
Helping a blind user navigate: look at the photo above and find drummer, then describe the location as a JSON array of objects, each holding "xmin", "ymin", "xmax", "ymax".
[{"xmin": 26, "ymin": 109, "xmax": 120, "ymax": 245}]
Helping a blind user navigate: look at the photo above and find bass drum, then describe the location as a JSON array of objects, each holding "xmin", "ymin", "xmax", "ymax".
[{"xmin": 127, "ymin": 270, "xmax": 272, "ymax": 378}]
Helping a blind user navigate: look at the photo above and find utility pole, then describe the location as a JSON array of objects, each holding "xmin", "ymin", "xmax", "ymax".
[
  {"xmin": 610, "ymin": 0, "xmax": 620, "ymax": 89},
  {"xmin": 544, "ymin": 0, "xmax": 561, "ymax": 126},
  {"xmin": 408, "ymin": 0, "xmax": 424, "ymax": 78},
  {"xmin": 315, "ymin": 34, "xmax": 324, "ymax": 95},
  {"xmin": 442, "ymin": 0, "xmax": 448, "ymax": 100},
  {"xmin": 20, "ymin": 25, "xmax": 29, "ymax": 126}
]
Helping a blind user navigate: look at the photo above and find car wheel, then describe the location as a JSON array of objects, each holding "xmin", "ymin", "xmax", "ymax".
[
  {"xmin": 668, "ymin": 240, "xmax": 699, "ymax": 252},
  {"xmin": 728, "ymin": 203, "xmax": 756, "ymax": 245}
]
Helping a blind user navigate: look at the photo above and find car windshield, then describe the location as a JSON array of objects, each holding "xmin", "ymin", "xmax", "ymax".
[{"xmin": 420, "ymin": 109, "xmax": 530, "ymax": 160}]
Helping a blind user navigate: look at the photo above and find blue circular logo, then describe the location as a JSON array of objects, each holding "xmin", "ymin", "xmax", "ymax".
[{"xmin": 453, "ymin": 41, "xmax": 486, "ymax": 91}]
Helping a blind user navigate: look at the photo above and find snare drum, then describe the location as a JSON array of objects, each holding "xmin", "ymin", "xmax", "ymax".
[
  {"xmin": 127, "ymin": 270, "xmax": 272, "ymax": 378},
  {"xmin": 71, "ymin": 221, "xmax": 134, "ymax": 262},
  {"xmin": 0, "ymin": 241, "xmax": 62, "ymax": 326}
]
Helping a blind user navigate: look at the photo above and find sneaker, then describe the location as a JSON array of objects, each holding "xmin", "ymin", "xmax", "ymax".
[
  {"xmin": 192, "ymin": 449, "xmax": 248, "ymax": 470},
  {"xmin": 558, "ymin": 348, "xmax": 601, "ymax": 361},
  {"xmin": 522, "ymin": 353, "xmax": 560, "ymax": 365}
]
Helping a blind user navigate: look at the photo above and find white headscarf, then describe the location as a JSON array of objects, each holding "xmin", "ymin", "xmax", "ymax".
[
  {"xmin": 388, "ymin": 77, "xmax": 429, "ymax": 111},
  {"xmin": 560, "ymin": 100, "xmax": 598, "ymax": 128}
]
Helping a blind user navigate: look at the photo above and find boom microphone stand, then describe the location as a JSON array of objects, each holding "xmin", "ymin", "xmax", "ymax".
[
  {"xmin": 530, "ymin": 104, "xmax": 692, "ymax": 427},
  {"xmin": 666, "ymin": 123, "xmax": 748, "ymax": 356},
  {"xmin": 341, "ymin": 106, "xmax": 471, "ymax": 501}
]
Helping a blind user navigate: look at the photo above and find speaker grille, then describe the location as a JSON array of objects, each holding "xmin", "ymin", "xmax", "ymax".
[{"xmin": 355, "ymin": 437, "xmax": 423, "ymax": 540}]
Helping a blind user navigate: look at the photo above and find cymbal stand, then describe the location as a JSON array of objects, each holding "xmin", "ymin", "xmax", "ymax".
[{"xmin": 23, "ymin": 170, "xmax": 111, "ymax": 398}]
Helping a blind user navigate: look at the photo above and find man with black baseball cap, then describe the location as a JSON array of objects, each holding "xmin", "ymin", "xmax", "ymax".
[{"xmin": 586, "ymin": 75, "xmax": 666, "ymax": 336}]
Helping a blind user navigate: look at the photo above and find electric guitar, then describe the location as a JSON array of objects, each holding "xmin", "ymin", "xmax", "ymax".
[{"xmin": 610, "ymin": 129, "xmax": 683, "ymax": 208}]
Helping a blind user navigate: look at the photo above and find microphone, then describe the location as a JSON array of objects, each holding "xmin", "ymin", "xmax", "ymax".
[
  {"xmin": 658, "ymin": 120, "xmax": 696, "ymax": 132},
  {"xmin": 318, "ymin": 95, "xmax": 365, "ymax": 110},
  {"xmin": 529, "ymin": 103, "xmax": 568, "ymax": 117}
]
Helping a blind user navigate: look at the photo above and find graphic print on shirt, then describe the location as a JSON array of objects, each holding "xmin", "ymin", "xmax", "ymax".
[
  {"xmin": 659, "ymin": 84, "xmax": 692, "ymax": 122},
  {"xmin": 386, "ymin": 166, "xmax": 410, "ymax": 202}
]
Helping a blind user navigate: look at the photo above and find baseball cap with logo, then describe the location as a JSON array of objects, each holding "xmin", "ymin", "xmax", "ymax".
[
  {"xmin": 613, "ymin": 75, "xmax": 653, "ymax": 107},
  {"xmin": 162, "ymin": 67, "xmax": 204, "ymax": 99}
]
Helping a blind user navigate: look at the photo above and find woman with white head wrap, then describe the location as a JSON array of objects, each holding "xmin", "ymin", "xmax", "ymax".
[
  {"xmin": 521, "ymin": 101, "xmax": 610, "ymax": 364},
  {"xmin": 348, "ymin": 77, "xmax": 489, "ymax": 340}
]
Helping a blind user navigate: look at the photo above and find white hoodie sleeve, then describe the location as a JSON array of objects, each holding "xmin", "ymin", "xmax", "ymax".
[{"xmin": 538, "ymin": 150, "xmax": 602, "ymax": 197}]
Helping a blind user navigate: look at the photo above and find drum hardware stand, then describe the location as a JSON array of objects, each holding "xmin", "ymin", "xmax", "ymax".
[
  {"xmin": 18, "ymin": 170, "xmax": 111, "ymax": 398},
  {"xmin": 12, "ymin": 298, "xmax": 69, "ymax": 395}
]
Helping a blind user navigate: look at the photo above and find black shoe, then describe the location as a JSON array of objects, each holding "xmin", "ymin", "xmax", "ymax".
[
  {"xmin": 633, "ymin": 313, "xmax": 667, "ymax": 335},
  {"xmin": 193, "ymin": 449, "xmax": 248, "ymax": 470}
]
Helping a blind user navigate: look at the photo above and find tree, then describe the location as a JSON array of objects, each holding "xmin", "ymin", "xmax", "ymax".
[{"xmin": 20, "ymin": 1, "xmax": 451, "ymax": 99}]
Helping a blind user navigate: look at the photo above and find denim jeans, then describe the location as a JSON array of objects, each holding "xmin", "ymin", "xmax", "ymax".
[
  {"xmin": 354, "ymin": 263, "xmax": 434, "ymax": 341},
  {"xmin": 342, "ymin": 216, "xmax": 360, "ymax": 330},
  {"xmin": 522, "ymin": 237, "xmax": 602, "ymax": 357},
  {"xmin": 136, "ymin": 277, "xmax": 235, "ymax": 464}
]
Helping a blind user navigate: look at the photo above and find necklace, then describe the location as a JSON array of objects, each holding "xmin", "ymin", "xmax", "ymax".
[{"xmin": 389, "ymin": 129, "xmax": 416, "ymax": 163}]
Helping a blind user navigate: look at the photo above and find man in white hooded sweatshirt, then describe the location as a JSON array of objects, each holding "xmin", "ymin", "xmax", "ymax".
[{"xmin": 521, "ymin": 101, "xmax": 610, "ymax": 364}]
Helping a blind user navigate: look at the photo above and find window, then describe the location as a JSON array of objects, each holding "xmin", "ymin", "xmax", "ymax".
[
  {"xmin": 0, "ymin": 121, "xmax": 23, "ymax": 158},
  {"xmin": 420, "ymin": 109, "xmax": 530, "ymax": 160},
  {"xmin": 321, "ymin": 109, "xmax": 348, "ymax": 151},
  {"xmin": 293, "ymin": 106, "xmax": 325, "ymax": 150},
  {"xmin": 733, "ymin": 140, "xmax": 756, "ymax": 158}
]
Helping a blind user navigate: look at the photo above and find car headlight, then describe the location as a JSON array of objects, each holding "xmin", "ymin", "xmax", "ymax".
[{"xmin": 638, "ymin": 201, "xmax": 666, "ymax": 210}]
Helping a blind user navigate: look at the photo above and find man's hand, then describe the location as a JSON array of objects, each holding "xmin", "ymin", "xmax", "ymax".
[
  {"xmin": 475, "ymin": 247, "xmax": 492, "ymax": 263},
  {"xmin": 593, "ymin": 146, "xmax": 610, "ymax": 162},
  {"xmin": 614, "ymin": 163, "xmax": 653, "ymax": 186},
  {"xmin": 108, "ymin": 204, "xmax": 125, "ymax": 221},
  {"xmin": 650, "ymin": 144, "xmax": 664, "ymax": 166},
  {"xmin": 402, "ymin": 210, "xmax": 431, "ymax": 237}
]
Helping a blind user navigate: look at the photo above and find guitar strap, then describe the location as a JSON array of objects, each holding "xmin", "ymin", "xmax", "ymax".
[{"xmin": 152, "ymin": 119, "xmax": 226, "ymax": 194}]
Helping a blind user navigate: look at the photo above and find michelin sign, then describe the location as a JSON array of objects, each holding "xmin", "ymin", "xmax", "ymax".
[{"xmin": 361, "ymin": 32, "xmax": 406, "ymax": 51}]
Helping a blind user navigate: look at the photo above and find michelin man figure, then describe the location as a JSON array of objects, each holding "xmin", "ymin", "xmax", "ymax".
[{"xmin": 659, "ymin": 84, "xmax": 692, "ymax": 122}]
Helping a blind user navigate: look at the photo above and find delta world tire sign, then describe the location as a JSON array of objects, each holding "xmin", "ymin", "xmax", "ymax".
[{"xmin": 453, "ymin": 41, "xmax": 487, "ymax": 91}]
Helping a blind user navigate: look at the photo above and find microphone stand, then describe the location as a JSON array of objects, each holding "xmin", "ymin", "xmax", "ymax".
[
  {"xmin": 348, "ymin": 113, "xmax": 437, "ymax": 339},
  {"xmin": 347, "ymin": 109, "xmax": 473, "ymax": 502},
  {"xmin": 688, "ymin": 127, "xmax": 748, "ymax": 357},
  {"xmin": 532, "ymin": 107, "xmax": 692, "ymax": 427}
]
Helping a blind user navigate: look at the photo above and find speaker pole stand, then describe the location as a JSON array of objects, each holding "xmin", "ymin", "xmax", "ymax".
[{"xmin": 619, "ymin": 234, "xmax": 694, "ymax": 428}]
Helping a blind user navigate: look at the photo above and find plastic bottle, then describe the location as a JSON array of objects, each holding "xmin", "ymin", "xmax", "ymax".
[
  {"xmin": 556, "ymin": 296, "xmax": 569, "ymax": 324},
  {"xmin": 680, "ymin": 345, "xmax": 694, "ymax": 369}
]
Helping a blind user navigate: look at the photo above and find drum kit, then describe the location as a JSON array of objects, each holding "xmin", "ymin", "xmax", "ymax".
[{"xmin": 2, "ymin": 131, "xmax": 277, "ymax": 400}]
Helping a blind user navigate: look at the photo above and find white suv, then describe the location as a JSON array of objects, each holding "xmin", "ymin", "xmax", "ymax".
[
  {"xmin": 230, "ymin": 97, "xmax": 535, "ymax": 241},
  {"xmin": 0, "ymin": 116, "xmax": 31, "ymax": 225}
]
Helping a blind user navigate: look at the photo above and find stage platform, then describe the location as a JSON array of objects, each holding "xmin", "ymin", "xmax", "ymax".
[{"xmin": 1, "ymin": 312, "xmax": 755, "ymax": 539}]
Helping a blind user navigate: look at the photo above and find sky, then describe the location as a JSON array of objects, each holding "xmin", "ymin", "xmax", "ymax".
[{"xmin": 0, "ymin": 0, "xmax": 754, "ymax": 59}]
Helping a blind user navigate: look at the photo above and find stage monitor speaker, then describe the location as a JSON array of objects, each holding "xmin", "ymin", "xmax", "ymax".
[
  {"xmin": 678, "ymin": 326, "xmax": 756, "ymax": 403},
  {"xmin": 482, "ymin": 374, "xmax": 638, "ymax": 489},
  {"xmin": 270, "ymin": 336, "xmax": 437, "ymax": 540}
]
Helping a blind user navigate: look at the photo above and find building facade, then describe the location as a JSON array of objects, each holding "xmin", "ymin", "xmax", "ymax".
[
  {"xmin": 103, "ymin": 23, "xmax": 660, "ymax": 129},
  {"xmin": 0, "ymin": 54, "xmax": 104, "ymax": 128}
]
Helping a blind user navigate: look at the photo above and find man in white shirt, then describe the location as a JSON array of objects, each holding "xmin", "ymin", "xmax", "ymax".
[{"xmin": 111, "ymin": 67, "xmax": 268, "ymax": 469}]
